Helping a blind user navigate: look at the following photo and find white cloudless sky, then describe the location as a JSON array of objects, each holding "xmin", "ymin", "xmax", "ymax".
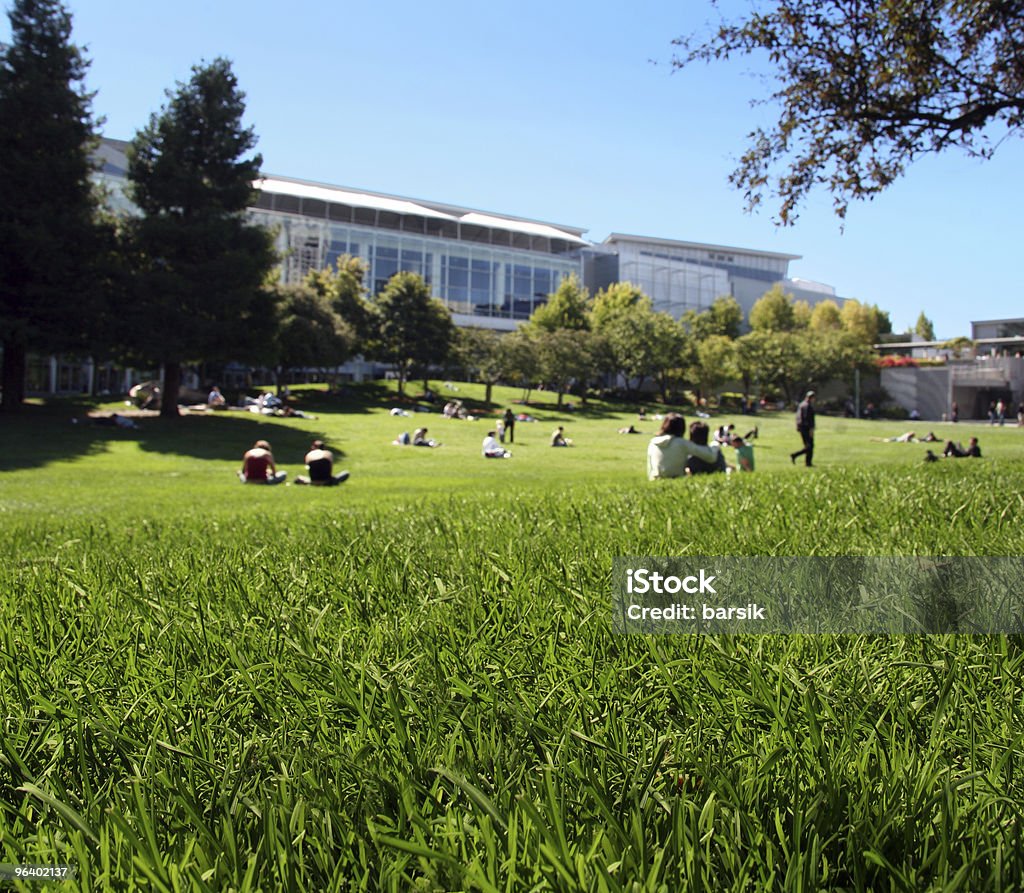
[{"xmin": 6, "ymin": 0, "xmax": 1021, "ymax": 338}]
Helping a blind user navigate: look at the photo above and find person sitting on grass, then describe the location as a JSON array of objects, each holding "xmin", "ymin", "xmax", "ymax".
[
  {"xmin": 295, "ymin": 440, "xmax": 350, "ymax": 486},
  {"xmin": 551, "ymin": 426, "xmax": 572, "ymax": 447},
  {"xmin": 482, "ymin": 431, "xmax": 511, "ymax": 458},
  {"xmin": 239, "ymin": 440, "xmax": 287, "ymax": 484},
  {"xmin": 207, "ymin": 385, "xmax": 228, "ymax": 409},
  {"xmin": 647, "ymin": 413, "xmax": 721, "ymax": 481},
  {"xmin": 943, "ymin": 437, "xmax": 982, "ymax": 458},
  {"xmin": 685, "ymin": 421, "xmax": 729, "ymax": 475},
  {"xmin": 413, "ymin": 427, "xmax": 440, "ymax": 447},
  {"xmin": 731, "ymin": 436, "xmax": 755, "ymax": 471}
]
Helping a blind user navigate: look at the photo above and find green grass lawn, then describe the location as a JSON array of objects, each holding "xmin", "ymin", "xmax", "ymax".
[{"xmin": 2, "ymin": 383, "xmax": 1024, "ymax": 891}]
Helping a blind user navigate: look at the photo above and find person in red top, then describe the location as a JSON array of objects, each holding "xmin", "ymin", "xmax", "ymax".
[{"xmin": 239, "ymin": 440, "xmax": 287, "ymax": 484}]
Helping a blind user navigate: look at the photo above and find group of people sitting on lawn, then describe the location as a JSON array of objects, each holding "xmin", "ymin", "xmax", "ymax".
[
  {"xmin": 239, "ymin": 439, "xmax": 350, "ymax": 486},
  {"xmin": 647, "ymin": 413, "xmax": 755, "ymax": 480}
]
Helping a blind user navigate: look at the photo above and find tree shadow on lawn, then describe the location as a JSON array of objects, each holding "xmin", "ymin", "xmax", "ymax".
[
  {"xmin": 0, "ymin": 401, "xmax": 342, "ymax": 471},
  {"xmin": 274, "ymin": 382, "xmax": 418, "ymax": 416},
  {"xmin": 0, "ymin": 399, "xmax": 115, "ymax": 471},
  {"xmin": 134, "ymin": 414, "xmax": 344, "ymax": 464}
]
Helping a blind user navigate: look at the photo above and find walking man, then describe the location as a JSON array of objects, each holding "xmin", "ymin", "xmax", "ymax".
[{"xmin": 791, "ymin": 390, "xmax": 816, "ymax": 467}]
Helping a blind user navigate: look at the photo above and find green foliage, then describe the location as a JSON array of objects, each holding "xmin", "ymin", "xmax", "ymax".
[
  {"xmin": 841, "ymin": 298, "xmax": 888, "ymax": 345},
  {"xmin": 588, "ymin": 281, "xmax": 648, "ymax": 330},
  {"xmin": 749, "ymin": 284, "xmax": 798, "ymax": 332},
  {"xmin": 270, "ymin": 282, "xmax": 353, "ymax": 380},
  {"xmin": 124, "ymin": 58, "xmax": 277, "ymax": 416},
  {"xmin": 530, "ymin": 327, "xmax": 599, "ymax": 406},
  {"xmin": 589, "ymin": 283, "xmax": 677, "ymax": 397},
  {"xmin": 0, "ymin": 0, "xmax": 104, "ymax": 411},
  {"xmin": 915, "ymin": 311, "xmax": 936, "ymax": 341},
  {"xmin": 792, "ymin": 298, "xmax": 812, "ymax": 329},
  {"xmin": 649, "ymin": 312, "xmax": 693, "ymax": 402},
  {"xmin": 683, "ymin": 295, "xmax": 744, "ymax": 340},
  {"xmin": 673, "ymin": 0, "xmax": 1024, "ymax": 223},
  {"xmin": 304, "ymin": 254, "xmax": 372, "ymax": 342},
  {"xmin": 525, "ymin": 273, "xmax": 590, "ymax": 332},
  {"xmin": 694, "ymin": 333, "xmax": 736, "ymax": 398},
  {"xmin": 455, "ymin": 326, "xmax": 520, "ymax": 404},
  {"xmin": 499, "ymin": 328, "xmax": 540, "ymax": 401},
  {"xmin": 370, "ymin": 271, "xmax": 455, "ymax": 395},
  {"xmin": 939, "ymin": 336, "xmax": 975, "ymax": 359},
  {"xmin": 809, "ymin": 299, "xmax": 843, "ymax": 332}
]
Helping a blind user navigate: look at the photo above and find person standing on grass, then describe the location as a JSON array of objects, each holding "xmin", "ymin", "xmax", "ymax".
[
  {"xmin": 791, "ymin": 390, "xmax": 816, "ymax": 467},
  {"xmin": 503, "ymin": 408, "xmax": 516, "ymax": 444},
  {"xmin": 295, "ymin": 440, "xmax": 350, "ymax": 486},
  {"xmin": 239, "ymin": 440, "xmax": 286, "ymax": 484}
]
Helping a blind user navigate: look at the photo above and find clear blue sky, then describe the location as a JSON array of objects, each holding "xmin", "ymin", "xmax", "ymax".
[{"xmin": 7, "ymin": 0, "xmax": 1021, "ymax": 338}]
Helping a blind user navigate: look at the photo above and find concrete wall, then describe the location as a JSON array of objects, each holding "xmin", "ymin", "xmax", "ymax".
[{"xmin": 881, "ymin": 366, "xmax": 951, "ymax": 421}]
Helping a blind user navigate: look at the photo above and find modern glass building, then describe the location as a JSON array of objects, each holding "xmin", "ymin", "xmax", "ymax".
[
  {"xmin": 98, "ymin": 138, "xmax": 587, "ymax": 332},
  {"xmin": 591, "ymin": 234, "xmax": 840, "ymax": 321},
  {"xmin": 11, "ymin": 137, "xmax": 848, "ymax": 395}
]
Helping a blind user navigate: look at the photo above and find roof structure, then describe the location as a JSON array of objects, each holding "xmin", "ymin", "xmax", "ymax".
[{"xmin": 603, "ymin": 232, "xmax": 801, "ymax": 262}]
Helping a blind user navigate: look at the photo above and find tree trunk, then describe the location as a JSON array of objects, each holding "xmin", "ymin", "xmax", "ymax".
[
  {"xmin": 0, "ymin": 340, "xmax": 27, "ymax": 413},
  {"xmin": 485, "ymin": 381, "xmax": 493, "ymax": 405},
  {"xmin": 160, "ymin": 361, "xmax": 181, "ymax": 418}
]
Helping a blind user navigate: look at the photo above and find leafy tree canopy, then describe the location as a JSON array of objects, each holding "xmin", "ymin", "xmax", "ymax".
[
  {"xmin": 673, "ymin": 0, "xmax": 1024, "ymax": 223},
  {"xmin": 271, "ymin": 282, "xmax": 353, "ymax": 379},
  {"xmin": 915, "ymin": 311, "xmax": 936, "ymax": 341},
  {"xmin": 840, "ymin": 298, "xmax": 890, "ymax": 345},
  {"xmin": 589, "ymin": 281, "xmax": 650, "ymax": 330},
  {"xmin": 748, "ymin": 285, "xmax": 798, "ymax": 332},
  {"xmin": 305, "ymin": 254, "xmax": 372, "ymax": 341},
  {"xmin": 370, "ymin": 272, "xmax": 454, "ymax": 395},
  {"xmin": 684, "ymin": 295, "xmax": 744, "ymax": 340},
  {"xmin": 526, "ymin": 273, "xmax": 590, "ymax": 332},
  {"xmin": 809, "ymin": 299, "xmax": 843, "ymax": 332}
]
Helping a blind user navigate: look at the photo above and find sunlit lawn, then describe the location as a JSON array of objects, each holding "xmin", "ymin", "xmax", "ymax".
[{"xmin": 2, "ymin": 382, "xmax": 1023, "ymax": 890}]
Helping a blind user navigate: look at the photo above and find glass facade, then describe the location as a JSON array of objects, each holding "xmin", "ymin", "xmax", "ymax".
[{"xmin": 250, "ymin": 209, "xmax": 580, "ymax": 322}]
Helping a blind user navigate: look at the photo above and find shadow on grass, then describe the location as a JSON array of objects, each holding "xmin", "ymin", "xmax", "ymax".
[
  {"xmin": 0, "ymin": 399, "xmax": 344, "ymax": 471},
  {"xmin": 0, "ymin": 399, "xmax": 115, "ymax": 471}
]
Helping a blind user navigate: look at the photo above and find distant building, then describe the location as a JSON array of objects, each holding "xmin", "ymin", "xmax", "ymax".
[
  {"xmin": 98, "ymin": 139, "xmax": 843, "ymax": 328},
  {"xmin": 589, "ymin": 234, "xmax": 842, "ymax": 321},
  {"xmin": 99, "ymin": 139, "xmax": 587, "ymax": 333},
  {"xmin": 877, "ymin": 318, "xmax": 1024, "ymax": 421},
  {"xmin": 18, "ymin": 138, "xmax": 850, "ymax": 394}
]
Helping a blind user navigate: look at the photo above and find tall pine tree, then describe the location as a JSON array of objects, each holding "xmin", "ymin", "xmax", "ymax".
[
  {"xmin": 125, "ymin": 58, "xmax": 276, "ymax": 417},
  {"xmin": 0, "ymin": 0, "xmax": 102, "ymax": 412}
]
